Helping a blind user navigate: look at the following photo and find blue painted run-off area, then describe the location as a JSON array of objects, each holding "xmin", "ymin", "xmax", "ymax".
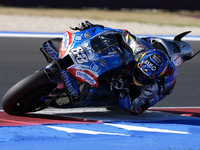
[{"xmin": 1, "ymin": 120, "xmax": 200, "ymax": 149}]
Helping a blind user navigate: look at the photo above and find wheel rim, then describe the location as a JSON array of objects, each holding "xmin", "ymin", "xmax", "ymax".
[{"xmin": 11, "ymin": 85, "xmax": 55, "ymax": 114}]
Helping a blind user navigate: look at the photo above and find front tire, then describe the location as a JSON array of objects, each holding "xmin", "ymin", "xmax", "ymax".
[{"xmin": 2, "ymin": 70, "xmax": 57, "ymax": 115}]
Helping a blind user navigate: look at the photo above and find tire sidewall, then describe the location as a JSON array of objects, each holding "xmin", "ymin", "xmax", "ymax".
[{"xmin": 2, "ymin": 70, "xmax": 56, "ymax": 114}]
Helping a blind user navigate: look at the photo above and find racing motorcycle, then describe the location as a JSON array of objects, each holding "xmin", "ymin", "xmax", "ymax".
[{"xmin": 2, "ymin": 25, "xmax": 199, "ymax": 115}]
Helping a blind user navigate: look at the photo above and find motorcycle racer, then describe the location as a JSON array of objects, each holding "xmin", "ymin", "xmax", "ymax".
[
  {"xmin": 75, "ymin": 21, "xmax": 178, "ymax": 114},
  {"xmin": 112, "ymin": 49, "xmax": 177, "ymax": 114},
  {"xmin": 3, "ymin": 20, "xmax": 197, "ymax": 116}
]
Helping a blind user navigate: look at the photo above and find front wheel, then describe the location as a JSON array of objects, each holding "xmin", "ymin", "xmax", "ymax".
[{"xmin": 2, "ymin": 70, "xmax": 57, "ymax": 115}]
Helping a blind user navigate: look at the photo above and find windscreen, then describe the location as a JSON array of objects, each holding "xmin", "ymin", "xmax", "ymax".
[{"xmin": 90, "ymin": 33, "xmax": 119, "ymax": 56}]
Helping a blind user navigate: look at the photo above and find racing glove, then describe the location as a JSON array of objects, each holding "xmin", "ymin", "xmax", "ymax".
[
  {"xmin": 70, "ymin": 20, "xmax": 104, "ymax": 31},
  {"xmin": 112, "ymin": 77, "xmax": 131, "ymax": 110},
  {"xmin": 112, "ymin": 77, "xmax": 124, "ymax": 90}
]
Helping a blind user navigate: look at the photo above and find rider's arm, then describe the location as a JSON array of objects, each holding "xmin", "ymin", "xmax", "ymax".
[
  {"xmin": 129, "ymin": 84, "xmax": 165, "ymax": 114},
  {"xmin": 120, "ymin": 82, "xmax": 174, "ymax": 115},
  {"xmin": 131, "ymin": 62, "xmax": 178, "ymax": 114},
  {"xmin": 115, "ymin": 61, "xmax": 178, "ymax": 114}
]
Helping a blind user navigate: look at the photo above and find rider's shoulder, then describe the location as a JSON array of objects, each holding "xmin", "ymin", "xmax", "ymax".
[{"xmin": 165, "ymin": 60, "xmax": 178, "ymax": 79}]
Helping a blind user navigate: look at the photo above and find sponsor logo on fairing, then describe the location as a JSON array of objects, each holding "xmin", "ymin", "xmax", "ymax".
[
  {"xmin": 75, "ymin": 35, "xmax": 82, "ymax": 41},
  {"xmin": 99, "ymin": 59, "xmax": 107, "ymax": 67},
  {"xmin": 61, "ymin": 70, "xmax": 76, "ymax": 96},
  {"xmin": 90, "ymin": 63, "xmax": 101, "ymax": 73},
  {"xmin": 173, "ymin": 55, "xmax": 183, "ymax": 66},
  {"xmin": 61, "ymin": 33, "xmax": 69, "ymax": 51},
  {"xmin": 60, "ymin": 31, "xmax": 73, "ymax": 58},
  {"xmin": 43, "ymin": 43, "xmax": 58, "ymax": 60},
  {"xmin": 76, "ymin": 71, "xmax": 96, "ymax": 85}
]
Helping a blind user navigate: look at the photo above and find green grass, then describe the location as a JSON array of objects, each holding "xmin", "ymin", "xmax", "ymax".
[{"xmin": 1, "ymin": 6, "xmax": 200, "ymax": 27}]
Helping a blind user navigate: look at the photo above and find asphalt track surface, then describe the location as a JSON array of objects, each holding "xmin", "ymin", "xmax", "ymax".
[{"xmin": 0, "ymin": 36, "xmax": 200, "ymax": 149}]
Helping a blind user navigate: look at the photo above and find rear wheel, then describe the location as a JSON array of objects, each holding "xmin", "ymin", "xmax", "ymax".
[{"xmin": 2, "ymin": 70, "xmax": 57, "ymax": 115}]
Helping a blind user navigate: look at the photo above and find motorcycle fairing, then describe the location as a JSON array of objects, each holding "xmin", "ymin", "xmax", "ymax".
[
  {"xmin": 60, "ymin": 31, "xmax": 73, "ymax": 58},
  {"xmin": 68, "ymin": 67, "xmax": 98, "ymax": 87},
  {"xmin": 60, "ymin": 27, "xmax": 122, "ymax": 87},
  {"xmin": 60, "ymin": 27, "xmax": 105, "ymax": 58},
  {"xmin": 67, "ymin": 52, "xmax": 121, "ymax": 87},
  {"xmin": 41, "ymin": 39, "xmax": 60, "ymax": 62},
  {"xmin": 143, "ymin": 31, "xmax": 194, "ymax": 67}
]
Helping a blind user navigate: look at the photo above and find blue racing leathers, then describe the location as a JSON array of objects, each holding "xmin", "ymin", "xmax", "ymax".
[{"xmin": 112, "ymin": 29, "xmax": 178, "ymax": 114}]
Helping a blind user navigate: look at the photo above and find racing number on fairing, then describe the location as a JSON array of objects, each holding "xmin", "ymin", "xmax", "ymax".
[{"xmin": 71, "ymin": 47, "xmax": 89, "ymax": 64}]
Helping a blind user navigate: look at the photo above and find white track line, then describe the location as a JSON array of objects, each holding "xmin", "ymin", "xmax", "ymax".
[
  {"xmin": 47, "ymin": 125, "xmax": 130, "ymax": 136},
  {"xmin": 0, "ymin": 31, "xmax": 200, "ymax": 41},
  {"xmin": 104, "ymin": 123, "xmax": 190, "ymax": 134}
]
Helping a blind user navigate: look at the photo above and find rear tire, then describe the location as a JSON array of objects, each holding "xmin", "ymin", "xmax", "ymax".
[{"xmin": 2, "ymin": 70, "xmax": 57, "ymax": 115}]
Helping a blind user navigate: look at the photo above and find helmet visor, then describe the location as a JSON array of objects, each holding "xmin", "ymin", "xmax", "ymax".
[{"xmin": 133, "ymin": 68, "xmax": 156, "ymax": 86}]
